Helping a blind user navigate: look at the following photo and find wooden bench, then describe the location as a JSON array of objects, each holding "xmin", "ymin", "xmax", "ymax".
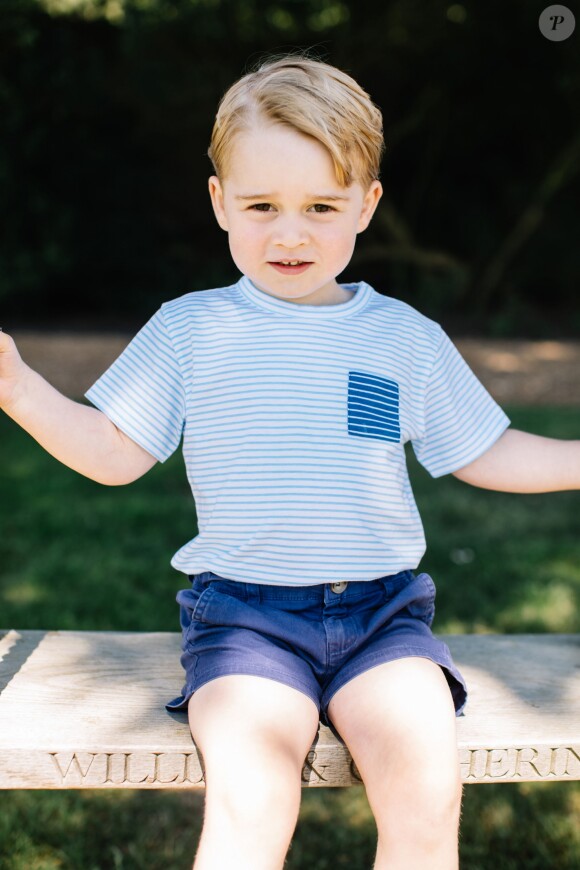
[{"xmin": 1, "ymin": 630, "xmax": 579, "ymax": 789}]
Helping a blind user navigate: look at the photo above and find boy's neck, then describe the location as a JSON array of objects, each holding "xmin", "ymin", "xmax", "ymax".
[{"xmin": 251, "ymin": 280, "xmax": 356, "ymax": 307}]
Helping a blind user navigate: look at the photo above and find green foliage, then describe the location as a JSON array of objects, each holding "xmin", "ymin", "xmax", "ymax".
[
  {"xmin": 0, "ymin": 414, "xmax": 195, "ymax": 630},
  {"xmin": 410, "ymin": 406, "xmax": 580, "ymax": 634},
  {"xmin": 0, "ymin": 789, "xmax": 205, "ymax": 869},
  {"xmin": 0, "ymin": 1, "xmax": 579, "ymax": 333}
]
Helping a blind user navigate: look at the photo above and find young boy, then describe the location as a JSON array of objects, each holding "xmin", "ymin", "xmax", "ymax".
[{"xmin": 1, "ymin": 54, "xmax": 579, "ymax": 870}]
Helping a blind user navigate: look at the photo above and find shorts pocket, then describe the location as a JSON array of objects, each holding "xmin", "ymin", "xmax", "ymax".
[
  {"xmin": 405, "ymin": 572, "xmax": 436, "ymax": 626},
  {"xmin": 181, "ymin": 584, "xmax": 251, "ymax": 651},
  {"xmin": 177, "ymin": 584, "xmax": 216, "ymax": 652},
  {"xmin": 193, "ymin": 585, "xmax": 259, "ymax": 629}
]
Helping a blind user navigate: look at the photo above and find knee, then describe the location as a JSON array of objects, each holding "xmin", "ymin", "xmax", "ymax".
[
  {"xmin": 202, "ymin": 741, "xmax": 304, "ymax": 832},
  {"xmin": 369, "ymin": 759, "xmax": 463, "ymax": 839},
  {"xmin": 210, "ymin": 760, "xmax": 300, "ymax": 810},
  {"xmin": 196, "ymin": 749, "xmax": 304, "ymax": 870},
  {"xmin": 417, "ymin": 764, "xmax": 463, "ymax": 830},
  {"xmin": 203, "ymin": 769, "xmax": 302, "ymax": 850}
]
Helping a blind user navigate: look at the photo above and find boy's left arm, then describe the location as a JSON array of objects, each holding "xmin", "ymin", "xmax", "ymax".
[{"xmin": 453, "ymin": 428, "xmax": 580, "ymax": 493}]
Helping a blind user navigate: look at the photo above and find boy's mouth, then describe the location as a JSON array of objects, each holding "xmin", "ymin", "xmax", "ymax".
[{"xmin": 269, "ymin": 260, "xmax": 312, "ymax": 275}]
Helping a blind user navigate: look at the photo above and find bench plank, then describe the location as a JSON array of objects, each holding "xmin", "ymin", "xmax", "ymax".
[{"xmin": 0, "ymin": 630, "xmax": 579, "ymax": 788}]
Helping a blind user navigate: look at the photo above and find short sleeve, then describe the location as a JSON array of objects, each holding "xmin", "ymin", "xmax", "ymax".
[
  {"xmin": 85, "ymin": 309, "xmax": 186, "ymax": 463},
  {"xmin": 411, "ymin": 330, "xmax": 510, "ymax": 477}
]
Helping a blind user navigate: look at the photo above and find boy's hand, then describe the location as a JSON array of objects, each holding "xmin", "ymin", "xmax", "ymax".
[{"xmin": 0, "ymin": 329, "xmax": 30, "ymax": 413}]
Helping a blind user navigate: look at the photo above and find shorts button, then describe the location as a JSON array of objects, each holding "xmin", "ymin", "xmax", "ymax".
[{"xmin": 330, "ymin": 581, "xmax": 348, "ymax": 594}]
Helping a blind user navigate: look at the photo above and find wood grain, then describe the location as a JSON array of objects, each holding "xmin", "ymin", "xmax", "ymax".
[{"xmin": 0, "ymin": 631, "xmax": 578, "ymax": 788}]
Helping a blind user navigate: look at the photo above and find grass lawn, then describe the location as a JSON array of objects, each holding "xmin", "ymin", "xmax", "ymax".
[{"xmin": 1, "ymin": 407, "xmax": 580, "ymax": 868}]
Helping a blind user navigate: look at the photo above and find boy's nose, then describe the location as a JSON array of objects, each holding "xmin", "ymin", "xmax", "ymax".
[{"xmin": 271, "ymin": 218, "xmax": 310, "ymax": 248}]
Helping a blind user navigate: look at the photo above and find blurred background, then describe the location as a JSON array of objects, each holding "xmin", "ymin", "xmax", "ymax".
[{"xmin": 1, "ymin": 0, "xmax": 579, "ymax": 335}]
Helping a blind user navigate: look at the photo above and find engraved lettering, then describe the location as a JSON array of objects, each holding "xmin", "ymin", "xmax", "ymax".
[
  {"xmin": 127, "ymin": 753, "xmax": 156, "ymax": 785},
  {"xmin": 154, "ymin": 753, "xmax": 187, "ymax": 784},
  {"xmin": 547, "ymin": 746, "xmax": 564, "ymax": 777},
  {"xmin": 106, "ymin": 753, "xmax": 128, "ymax": 784},
  {"xmin": 485, "ymin": 748, "xmax": 511, "ymax": 779},
  {"xmin": 51, "ymin": 752, "xmax": 97, "ymax": 783},
  {"xmin": 50, "ymin": 745, "xmax": 579, "ymax": 787},
  {"xmin": 459, "ymin": 748, "xmax": 476, "ymax": 781},
  {"xmin": 302, "ymin": 750, "xmax": 329, "ymax": 783},
  {"xmin": 461, "ymin": 748, "xmax": 490, "ymax": 781},
  {"xmin": 349, "ymin": 758, "xmax": 363, "ymax": 783},
  {"xmin": 564, "ymin": 746, "xmax": 580, "ymax": 776},
  {"xmin": 458, "ymin": 746, "xmax": 580, "ymax": 783},
  {"xmin": 185, "ymin": 752, "xmax": 205, "ymax": 785},
  {"xmin": 515, "ymin": 747, "xmax": 544, "ymax": 779}
]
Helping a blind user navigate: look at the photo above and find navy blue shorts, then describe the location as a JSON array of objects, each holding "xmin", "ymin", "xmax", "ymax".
[{"xmin": 166, "ymin": 570, "xmax": 467, "ymax": 726}]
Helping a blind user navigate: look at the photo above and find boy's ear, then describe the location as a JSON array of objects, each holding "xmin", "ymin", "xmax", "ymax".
[
  {"xmin": 208, "ymin": 176, "xmax": 229, "ymax": 231},
  {"xmin": 357, "ymin": 180, "xmax": 383, "ymax": 234}
]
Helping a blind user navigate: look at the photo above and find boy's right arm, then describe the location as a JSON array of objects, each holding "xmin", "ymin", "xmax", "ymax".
[{"xmin": 0, "ymin": 331, "xmax": 158, "ymax": 485}]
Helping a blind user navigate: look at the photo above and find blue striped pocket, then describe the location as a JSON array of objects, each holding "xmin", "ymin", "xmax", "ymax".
[{"xmin": 347, "ymin": 371, "xmax": 401, "ymax": 443}]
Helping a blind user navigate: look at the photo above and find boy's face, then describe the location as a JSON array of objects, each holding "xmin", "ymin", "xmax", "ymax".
[{"xmin": 208, "ymin": 123, "xmax": 382, "ymax": 306}]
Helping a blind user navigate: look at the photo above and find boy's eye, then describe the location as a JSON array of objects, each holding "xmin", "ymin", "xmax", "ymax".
[{"xmin": 247, "ymin": 203, "xmax": 336, "ymax": 214}]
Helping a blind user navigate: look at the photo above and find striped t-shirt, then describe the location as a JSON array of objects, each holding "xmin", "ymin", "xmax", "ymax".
[{"xmin": 85, "ymin": 276, "xmax": 510, "ymax": 585}]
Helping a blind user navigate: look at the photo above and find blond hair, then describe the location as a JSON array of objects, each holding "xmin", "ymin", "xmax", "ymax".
[{"xmin": 208, "ymin": 53, "xmax": 385, "ymax": 190}]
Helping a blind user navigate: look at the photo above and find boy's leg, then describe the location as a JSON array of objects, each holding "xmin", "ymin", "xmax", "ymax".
[
  {"xmin": 327, "ymin": 657, "xmax": 462, "ymax": 870},
  {"xmin": 188, "ymin": 673, "xmax": 320, "ymax": 870}
]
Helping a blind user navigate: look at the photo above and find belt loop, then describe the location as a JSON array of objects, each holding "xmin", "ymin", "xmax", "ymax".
[{"xmin": 246, "ymin": 583, "xmax": 261, "ymax": 604}]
